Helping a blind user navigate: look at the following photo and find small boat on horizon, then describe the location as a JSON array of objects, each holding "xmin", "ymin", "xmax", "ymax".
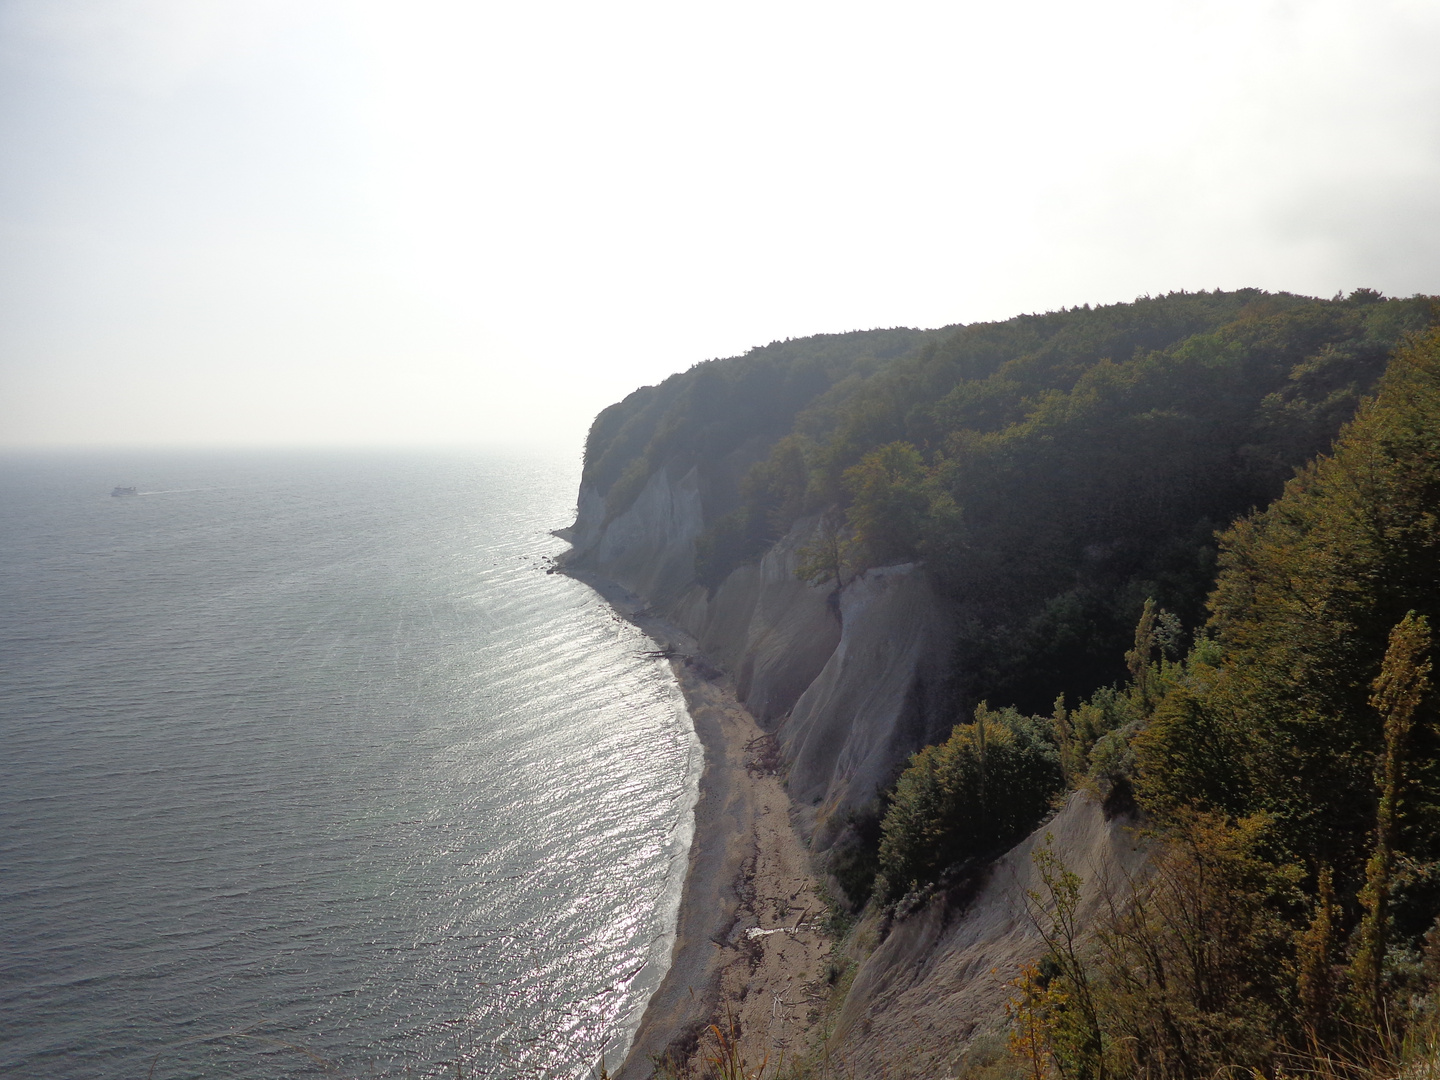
[{"xmin": 111, "ymin": 486, "xmax": 138, "ymax": 497}]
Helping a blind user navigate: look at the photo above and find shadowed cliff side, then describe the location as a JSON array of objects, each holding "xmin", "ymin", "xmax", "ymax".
[{"xmin": 781, "ymin": 563, "xmax": 956, "ymax": 850}]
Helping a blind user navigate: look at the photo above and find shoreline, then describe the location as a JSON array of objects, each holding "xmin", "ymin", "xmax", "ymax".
[{"xmin": 561, "ymin": 564, "xmax": 833, "ymax": 1079}]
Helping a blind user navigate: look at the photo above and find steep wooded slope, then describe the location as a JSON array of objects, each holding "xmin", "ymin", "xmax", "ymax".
[{"xmin": 572, "ymin": 289, "xmax": 1436, "ymax": 743}]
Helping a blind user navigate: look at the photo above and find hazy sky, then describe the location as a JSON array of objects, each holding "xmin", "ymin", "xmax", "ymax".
[{"xmin": 2, "ymin": 0, "xmax": 1438, "ymax": 449}]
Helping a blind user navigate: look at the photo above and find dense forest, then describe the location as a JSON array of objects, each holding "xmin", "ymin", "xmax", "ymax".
[
  {"xmin": 581, "ymin": 289, "xmax": 1440, "ymax": 1077},
  {"xmin": 966, "ymin": 323, "xmax": 1440, "ymax": 1078},
  {"xmin": 586, "ymin": 289, "xmax": 1434, "ymax": 713}
]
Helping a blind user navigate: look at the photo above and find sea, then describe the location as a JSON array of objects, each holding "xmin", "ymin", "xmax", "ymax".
[{"xmin": 0, "ymin": 448, "xmax": 700, "ymax": 1079}]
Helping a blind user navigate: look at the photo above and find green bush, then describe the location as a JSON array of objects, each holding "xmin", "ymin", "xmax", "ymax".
[{"xmin": 876, "ymin": 704, "xmax": 1063, "ymax": 901}]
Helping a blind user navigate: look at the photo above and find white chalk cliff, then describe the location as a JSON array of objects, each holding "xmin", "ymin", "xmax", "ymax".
[{"xmin": 566, "ymin": 466, "xmax": 956, "ymax": 847}]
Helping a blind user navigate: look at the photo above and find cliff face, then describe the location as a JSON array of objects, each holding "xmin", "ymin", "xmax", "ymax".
[
  {"xmin": 668, "ymin": 517, "xmax": 840, "ymax": 724},
  {"xmin": 568, "ymin": 469, "xmax": 706, "ymax": 603},
  {"xmin": 781, "ymin": 563, "xmax": 955, "ymax": 848},
  {"xmin": 565, "ymin": 468, "xmax": 956, "ymax": 847}
]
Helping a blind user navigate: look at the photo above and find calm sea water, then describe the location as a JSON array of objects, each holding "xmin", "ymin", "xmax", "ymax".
[{"xmin": 0, "ymin": 449, "xmax": 699, "ymax": 1079}]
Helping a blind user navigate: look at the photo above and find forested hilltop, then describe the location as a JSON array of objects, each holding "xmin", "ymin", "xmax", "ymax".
[
  {"xmin": 584, "ymin": 289, "xmax": 1434, "ymax": 712},
  {"xmin": 576, "ymin": 289, "xmax": 1440, "ymax": 1078}
]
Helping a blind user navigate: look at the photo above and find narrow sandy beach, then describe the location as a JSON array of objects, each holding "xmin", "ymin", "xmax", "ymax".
[{"xmin": 562, "ymin": 567, "xmax": 834, "ymax": 1079}]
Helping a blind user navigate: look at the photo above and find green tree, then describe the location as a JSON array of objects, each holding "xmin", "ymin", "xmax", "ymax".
[
  {"xmin": 1022, "ymin": 841, "xmax": 1108, "ymax": 1080},
  {"xmin": 876, "ymin": 704, "xmax": 1062, "ymax": 900},
  {"xmin": 794, "ymin": 508, "xmax": 853, "ymax": 589},
  {"xmin": 1152, "ymin": 328, "xmax": 1440, "ymax": 875},
  {"xmin": 842, "ymin": 441, "xmax": 929, "ymax": 568},
  {"xmin": 1295, "ymin": 865, "xmax": 1338, "ymax": 1038}
]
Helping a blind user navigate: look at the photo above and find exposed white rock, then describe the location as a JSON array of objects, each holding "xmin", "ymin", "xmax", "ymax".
[
  {"xmin": 567, "ymin": 469, "xmax": 958, "ymax": 851},
  {"xmin": 568, "ymin": 467, "xmax": 706, "ymax": 602},
  {"xmin": 670, "ymin": 517, "xmax": 840, "ymax": 724},
  {"xmin": 568, "ymin": 483, "xmax": 608, "ymax": 553},
  {"xmin": 781, "ymin": 563, "xmax": 956, "ymax": 848}
]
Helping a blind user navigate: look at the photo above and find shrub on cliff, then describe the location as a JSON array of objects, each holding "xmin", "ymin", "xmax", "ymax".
[{"xmin": 875, "ymin": 704, "xmax": 1063, "ymax": 902}]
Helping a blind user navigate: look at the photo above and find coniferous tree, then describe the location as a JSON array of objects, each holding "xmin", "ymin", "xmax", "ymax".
[
  {"xmin": 1295, "ymin": 865, "xmax": 1337, "ymax": 1038},
  {"xmin": 1350, "ymin": 612, "xmax": 1433, "ymax": 1021}
]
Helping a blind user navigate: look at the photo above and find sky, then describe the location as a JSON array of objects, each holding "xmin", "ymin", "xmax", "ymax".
[{"xmin": 1, "ymin": 0, "xmax": 1439, "ymax": 451}]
